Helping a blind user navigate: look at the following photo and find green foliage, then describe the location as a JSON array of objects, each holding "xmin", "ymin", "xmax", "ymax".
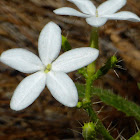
[
  {"xmin": 129, "ymin": 131, "xmax": 140, "ymax": 140},
  {"xmin": 78, "ymin": 67, "xmax": 88, "ymax": 78},
  {"xmin": 76, "ymin": 83, "xmax": 140, "ymax": 121},
  {"xmin": 61, "ymin": 35, "xmax": 71, "ymax": 51},
  {"xmin": 92, "ymin": 56, "xmax": 118, "ymax": 81}
]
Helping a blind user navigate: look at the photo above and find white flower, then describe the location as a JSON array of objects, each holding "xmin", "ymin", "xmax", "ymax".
[
  {"xmin": 54, "ymin": 0, "xmax": 140, "ymax": 27},
  {"xmin": 0, "ymin": 22, "xmax": 99, "ymax": 111}
]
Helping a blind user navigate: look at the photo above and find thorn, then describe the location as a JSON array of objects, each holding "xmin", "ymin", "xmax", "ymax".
[
  {"xmin": 116, "ymin": 65, "xmax": 127, "ymax": 71},
  {"xmin": 75, "ymin": 75, "xmax": 82, "ymax": 80},
  {"xmin": 92, "ymin": 100, "xmax": 103, "ymax": 105},
  {"xmin": 66, "ymin": 32, "xmax": 69, "ymax": 38},
  {"xmin": 108, "ymin": 123, "xmax": 118, "ymax": 132},
  {"xmin": 101, "ymin": 115, "xmax": 110, "ymax": 121},
  {"xmin": 118, "ymin": 59, "xmax": 124, "ymax": 63},
  {"xmin": 68, "ymin": 128, "xmax": 82, "ymax": 135},
  {"xmin": 120, "ymin": 135, "xmax": 126, "ymax": 140},
  {"xmin": 113, "ymin": 51, "xmax": 118, "ymax": 56},
  {"xmin": 77, "ymin": 120, "xmax": 83, "ymax": 127},
  {"xmin": 116, "ymin": 128, "xmax": 125, "ymax": 140},
  {"xmin": 95, "ymin": 120, "xmax": 99, "ymax": 126},
  {"xmin": 107, "ymin": 121, "xmax": 113, "ymax": 131},
  {"xmin": 97, "ymin": 106, "xmax": 104, "ymax": 115},
  {"xmin": 114, "ymin": 70, "xmax": 120, "ymax": 78},
  {"xmin": 134, "ymin": 120, "xmax": 139, "ymax": 131}
]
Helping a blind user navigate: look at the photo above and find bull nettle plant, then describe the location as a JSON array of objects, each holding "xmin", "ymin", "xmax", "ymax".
[{"xmin": 0, "ymin": 0, "xmax": 140, "ymax": 139}]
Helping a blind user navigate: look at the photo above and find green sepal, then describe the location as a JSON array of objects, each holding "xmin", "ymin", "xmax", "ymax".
[
  {"xmin": 78, "ymin": 67, "xmax": 88, "ymax": 78},
  {"xmin": 77, "ymin": 102, "xmax": 83, "ymax": 108},
  {"xmin": 82, "ymin": 122, "xmax": 97, "ymax": 140},
  {"xmin": 61, "ymin": 35, "xmax": 72, "ymax": 52},
  {"xmin": 92, "ymin": 55, "xmax": 118, "ymax": 81}
]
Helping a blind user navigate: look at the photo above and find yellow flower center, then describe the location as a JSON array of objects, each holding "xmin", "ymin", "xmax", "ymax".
[
  {"xmin": 96, "ymin": 10, "xmax": 98, "ymax": 17},
  {"xmin": 44, "ymin": 64, "xmax": 52, "ymax": 73}
]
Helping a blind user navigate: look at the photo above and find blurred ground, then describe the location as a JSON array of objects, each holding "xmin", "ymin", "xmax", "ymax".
[{"xmin": 0, "ymin": 0, "xmax": 140, "ymax": 139}]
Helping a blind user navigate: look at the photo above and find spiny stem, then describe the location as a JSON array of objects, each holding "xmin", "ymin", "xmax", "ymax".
[{"xmin": 83, "ymin": 27, "xmax": 114, "ymax": 140}]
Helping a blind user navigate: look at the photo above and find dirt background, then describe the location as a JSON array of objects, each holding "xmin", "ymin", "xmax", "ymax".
[{"xmin": 0, "ymin": 0, "xmax": 140, "ymax": 139}]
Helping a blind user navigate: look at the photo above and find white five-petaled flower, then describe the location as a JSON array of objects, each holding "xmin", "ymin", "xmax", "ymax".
[
  {"xmin": 0, "ymin": 22, "xmax": 99, "ymax": 111},
  {"xmin": 54, "ymin": 0, "xmax": 140, "ymax": 27}
]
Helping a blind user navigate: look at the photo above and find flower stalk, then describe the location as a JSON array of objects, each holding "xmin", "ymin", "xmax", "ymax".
[
  {"xmin": 85, "ymin": 27, "xmax": 98, "ymax": 101},
  {"xmin": 82, "ymin": 27, "xmax": 114, "ymax": 140}
]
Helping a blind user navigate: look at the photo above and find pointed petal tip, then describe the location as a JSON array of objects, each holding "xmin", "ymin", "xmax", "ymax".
[
  {"xmin": 53, "ymin": 7, "xmax": 89, "ymax": 18},
  {"xmin": 52, "ymin": 47, "xmax": 99, "ymax": 73},
  {"xmin": 41, "ymin": 21, "xmax": 61, "ymax": 35},
  {"xmin": 56, "ymin": 92, "xmax": 78, "ymax": 107},
  {"xmin": 83, "ymin": 47, "xmax": 99, "ymax": 61},
  {"xmin": 102, "ymin": 11, "xmax": 140, "ymax": 22},
  {"xmin": 92, "ymin": 48, "xmax": 99, "ymax": 57},
  {"xmin": 65, "ymin": 99, "xmax": 78, "ymax": 107},
  {"xmin": 46, "ymin": 71, "xmax": 78, "ymax": 107},
  {"xmin": 58, "ymin": 96, "xmax": 78, "ymax": 107},
  {"xmin": 53, "ymin": 9, "xmax": 59, "ymax": 14},
  {"xmin": 10, "ymin": 72, "xmax": 46, "ymax": 111},
  {"xmin": 10, "ymin": 101, "xmax": 23, "ymax": 111},
  {"xmin": 46, "ymin": 21, "xmax": 61, "ymax": 29}
]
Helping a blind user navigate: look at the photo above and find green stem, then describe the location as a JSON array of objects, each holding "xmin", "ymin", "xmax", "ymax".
[
  {"xmin": 85, "ymin": 27, "xmax": 98, "ymax": 100},
  {"xmin": 85, "ymin": 76, "xmax": 93, "ymax": 100},
  {"xmin": 89, "ymin": 27, "xmax": 98, "ymax": 49},
  {"xmin": 83, "ymin": 27, "xmax": 114, "ymax": 140}
]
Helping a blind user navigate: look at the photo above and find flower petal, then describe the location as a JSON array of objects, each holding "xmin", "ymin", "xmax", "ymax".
[
  {"xmin": 86, "ymin": 17, "xmax": 108, "ymax": 27},
  {"xmin": 101, "ymin": 11, "xmax": 140, "ymax": 22},
  {"xmin": 46, "ymin": 71, "xmax": 78, "ymax": 107},
  {"xmin": 38, "ymin": 22, "xmax": 61, "ymax": 66},
  {"xmin": 67, "ymin": 0, "xmax": 96, "ymax": 15},
  {"xmin": 10, "ymin": 71, "xmax": 46, "ymax": 111},
  {"xmin": 54, "ymin": 7, "xmax": 89, "ymax": 18},
  {"xmin": 97, "ymin": 0, "xmax": 126, "ymax": 15},
  {"xmin": 0, "ymin": 48, "xmax": 43, "ymax": 73},
  {"xmin": 52, "ymin": 47, "xmax": 99, "ymax": 73}
]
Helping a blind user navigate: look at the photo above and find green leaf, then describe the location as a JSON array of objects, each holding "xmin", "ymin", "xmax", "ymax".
[
  {"xmin": 76, "ymin": 83, "xmax": 140, "ymax": 121},
  {"xmin": 129, "ymin": 131, "xmax": 140, "ymax": 140},
  {"xmin": 61, "ymin": 35, "xmax": 72, "ymax": 52}
]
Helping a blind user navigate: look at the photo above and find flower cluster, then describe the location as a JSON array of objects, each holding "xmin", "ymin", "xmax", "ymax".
[
  {"xmin": 0, "ymin": 22, "xmax": 99, "ymax": 111},
  {"xmin": 54, "ymin": 0, "xmax": 140, "ymax": 27},
  {"xmin": 0, "ymin": 0, "xmax": 140, "ymax": 111}
]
